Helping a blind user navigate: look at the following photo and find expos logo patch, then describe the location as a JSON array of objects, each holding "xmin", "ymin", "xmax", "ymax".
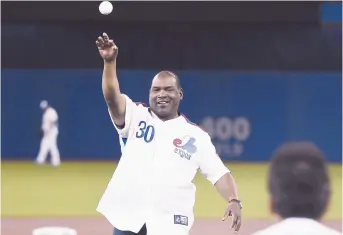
[{"xmin": 173, "ymin": 136, "xmax": 197, "ymax": 160}]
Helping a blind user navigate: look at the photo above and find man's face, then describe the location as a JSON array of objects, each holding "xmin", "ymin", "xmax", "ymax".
[{"xmin": 149, "ymin": 75, "xmax": 182, "ymax": 120}]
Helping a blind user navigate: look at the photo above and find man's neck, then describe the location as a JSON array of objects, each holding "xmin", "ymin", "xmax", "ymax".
[{"xmin": 157, "ymin": 112, "xmax": 180, "ymax": 122}]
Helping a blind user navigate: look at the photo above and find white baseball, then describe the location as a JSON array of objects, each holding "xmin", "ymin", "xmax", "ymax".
[{"xmin": 99, "ymin": 1, "xmax": 113, "ymax": 15}]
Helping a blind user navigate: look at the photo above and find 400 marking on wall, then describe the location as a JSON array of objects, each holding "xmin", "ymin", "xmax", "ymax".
[{"xmin": 200, "ymin": 117, "xmax": 251, "ymax": 158}]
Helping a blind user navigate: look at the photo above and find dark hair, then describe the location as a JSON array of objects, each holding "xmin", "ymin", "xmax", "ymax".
[{"xmin": 268, "ymin": 141, "xmax": 330, "ymax": 220}]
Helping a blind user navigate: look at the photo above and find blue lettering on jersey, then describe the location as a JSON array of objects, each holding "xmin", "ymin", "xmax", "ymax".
[{"xmin": 135, "ymin": 121, "xmax": 155, "ymax": 143}]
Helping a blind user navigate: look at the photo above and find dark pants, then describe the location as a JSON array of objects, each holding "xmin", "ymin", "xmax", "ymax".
[{"xmin": 113, "ymin": 224, "xmax": 147, "ymax": 235}]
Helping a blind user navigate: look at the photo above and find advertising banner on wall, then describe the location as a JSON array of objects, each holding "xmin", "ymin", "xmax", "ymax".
[{"xmin": 2, "ymin": 70, "xmax": 341, "ymax": 162}]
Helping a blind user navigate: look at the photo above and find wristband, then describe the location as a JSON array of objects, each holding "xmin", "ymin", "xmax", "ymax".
[
  {"xmin": 104, "ymin": 57, "xmax": 115, "ymax": 63},
  {"xmin": 229, "ymin": 199, "xmax": 243, "ymax": 209}
]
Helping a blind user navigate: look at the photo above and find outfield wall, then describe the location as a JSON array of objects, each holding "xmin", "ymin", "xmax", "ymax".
[{"xmin": 2, "ymin": 69, "xmax": 341, "ymax": 162}]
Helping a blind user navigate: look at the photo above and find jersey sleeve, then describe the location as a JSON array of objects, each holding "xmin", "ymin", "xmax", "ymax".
[
  {"xmin": 198, "ymin": 134, "xmax": 230, "ymax": 185},
  {"xmin": 108, "ymin": 94, "xmax": 144, "ymax": 138}
]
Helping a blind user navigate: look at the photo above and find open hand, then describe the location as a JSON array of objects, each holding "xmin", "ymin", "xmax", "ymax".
[
  {"xmin": 96, "ymin": 32, "xmax": 118, "ymax": 62},
  {"xmin": 222, "ymin": 200, "xmax": 242, "ymax": 233}
]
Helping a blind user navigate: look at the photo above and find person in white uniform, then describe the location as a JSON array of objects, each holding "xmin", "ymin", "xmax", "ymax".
[
  {"xmin": 251, "ymin": 142, "xmax": 341, "ymax": 235},
  {"xmin": 35, "ymin": 100, "xmax": 61, "ymax": 166},
  {"xmin": 95, "ymin": 32, "xmax": 243, "ymax": 235}
]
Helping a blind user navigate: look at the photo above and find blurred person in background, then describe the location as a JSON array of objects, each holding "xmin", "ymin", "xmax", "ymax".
[
  {"xmin": 35, "ymin": 100, "xmax": 61, "ymax": 166},
  {"xmin": 252, "ymin": 142, "xmax": 340, "ymax": 235}
]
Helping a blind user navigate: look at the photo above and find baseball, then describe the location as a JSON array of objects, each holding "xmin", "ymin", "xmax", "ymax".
[{"xmin": 99, "ymin": 1, "xmax": 113, "ymax": 15}]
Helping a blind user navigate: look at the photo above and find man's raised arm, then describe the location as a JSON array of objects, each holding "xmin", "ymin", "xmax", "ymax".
[{"xmin": 96, "ymin": 32, "xmax": 126, "ymax": 127}]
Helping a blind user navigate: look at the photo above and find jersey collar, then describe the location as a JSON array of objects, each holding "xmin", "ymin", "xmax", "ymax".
[{"xmin": 149, "ymin": 108, "xmax": 185, "ymax": 123}]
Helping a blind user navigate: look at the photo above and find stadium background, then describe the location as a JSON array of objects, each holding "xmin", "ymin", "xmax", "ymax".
[{"xmin": 2, "ymin": 1, "xmax": 342, "ymax": 235}]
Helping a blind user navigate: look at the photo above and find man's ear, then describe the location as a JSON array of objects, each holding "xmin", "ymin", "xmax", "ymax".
[{"xmin": 180, "ymin": 88, "xmax": 184, "ymax": 100}]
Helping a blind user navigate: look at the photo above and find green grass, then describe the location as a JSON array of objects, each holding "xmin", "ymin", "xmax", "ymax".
[{"xmin": 1, "ymin": 162, "xmax": 342, "ymax": 219}]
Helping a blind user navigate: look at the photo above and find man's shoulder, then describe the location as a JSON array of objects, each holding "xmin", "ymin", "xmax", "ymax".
[
  {"xmin": 250, "ymin": 222, "xmax": 281, "ymax": 235},
  {"xmin": 134, "ymin": 102, "xmax": 148, "ymax": 108},
  {"xmin": 182, "ymin": 116, "xmax": 204, "ymax": 132},
  {"xmin": 131, "ymin": 102, "xmax": 149, "ymax": 117},
  {"xmin": 181, "ymin": 115, "xmax": 210, "ymax": 140},
  {"xmin": 251, "ymin": 218, "xmax": 341, "ymax": 235},
  {"xmin": 122, "ymin": 94, "xmax": 147, "ymax": 109},
  {"xmin": 45, "ymin": 107, "xmax": 57, "ymax": 116},
  {"xmin": 316, "ymin": 224, "xmax": 342, "ymax": 235},
  {"xmin": 125, "ymin": 95, "xmax": 149, "ymax": 117}
]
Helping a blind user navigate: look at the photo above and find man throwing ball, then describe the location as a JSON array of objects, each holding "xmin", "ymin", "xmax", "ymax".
[{"xmin": 96, "ymin": 32, "xmax": 242, "ymax": 235}]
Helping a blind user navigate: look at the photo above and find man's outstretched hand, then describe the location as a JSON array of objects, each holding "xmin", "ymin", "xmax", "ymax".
[{"xmin": 96, "ymin": 32, "xmax": 118, "ymax": 62}]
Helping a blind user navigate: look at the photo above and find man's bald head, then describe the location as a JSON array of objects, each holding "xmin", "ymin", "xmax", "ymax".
[{"xmin": 152, "ymin": 70, "xmax": 182, "ymax": 89}]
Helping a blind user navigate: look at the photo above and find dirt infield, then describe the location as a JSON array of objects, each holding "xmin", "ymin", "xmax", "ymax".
[{"xmin": 2, "ymin": 218, "xmax": 342, "ymax": 235}]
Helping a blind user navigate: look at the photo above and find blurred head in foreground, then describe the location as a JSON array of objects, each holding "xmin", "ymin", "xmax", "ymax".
[{"xmin": 268, "ymin": 141, "xmax": 330, "ymax": 220}]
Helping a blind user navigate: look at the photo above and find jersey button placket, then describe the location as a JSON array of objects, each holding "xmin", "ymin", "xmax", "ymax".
[{"xmin": 147, "ymin": 122, "xmax": 159, "ymax": 219}]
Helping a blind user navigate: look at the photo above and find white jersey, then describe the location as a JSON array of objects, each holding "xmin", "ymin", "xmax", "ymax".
[
  {"xmin": 251, "ymin": 218, "xmax": 341, "ymax": 235},
  {"xmin": 97, "ymin": 94, "xmax": 230, "ymax": 234},
  {"xmin": 119, "ymin": 136, "xmax": 127, "ymax": 153},
  {"xmin": 42, "ymin": 107, "xmax": 58, "ymax": 135}
]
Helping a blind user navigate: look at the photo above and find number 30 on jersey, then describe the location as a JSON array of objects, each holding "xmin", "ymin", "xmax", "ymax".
[{"xmin": 135, "ymin": 121, "xmax": 155, "ymax": 143}]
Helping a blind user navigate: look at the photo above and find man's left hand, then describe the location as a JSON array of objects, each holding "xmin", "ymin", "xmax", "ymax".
[{"xmin": 222, "ymin": 200, "xmax": 242, "ymax": 233}]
